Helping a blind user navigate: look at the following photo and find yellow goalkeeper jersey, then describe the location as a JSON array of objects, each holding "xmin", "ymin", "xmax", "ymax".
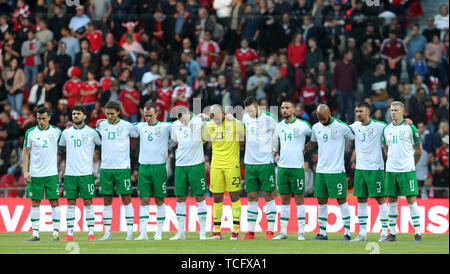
[{"xmin": 203, "ymin": 118, "xmax": 245, "ymax": 169}]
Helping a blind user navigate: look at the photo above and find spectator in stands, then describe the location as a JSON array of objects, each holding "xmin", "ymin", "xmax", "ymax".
[
  {"xmin": 81, "ymin": 70, "xmax": 100, "ymax": 112},
  {"xmin": 434, "ymin": 4, "xmax": 449, "ymax": 37},
  {"xmin": 27, "ymin": 71, "xmax": 46, "ymax": 108},
  {"xmin": 100, "ymin": 79, "xmax": 120, "ymax": 107},
  {"xmin": 332, "ymin": 48, "xmax": 358, "ymax": 123},
  {"xmin": 69, "ymin": 5, "xmax": 91, "ymax": 38},
  {"xmin": 36, "ymin": 20, "xmax": 53, "ymax": 54},
  {"xmin": 410, "ymin": 51, "xmax": 429, "ymax": 80},
  {"xmin": 411, "ymin": 73, "xmax": 430, "ymax": 96},
  {"xmin": 119, "ymin": 77, "xmax": 140, "ymax": 123},
  {"xmin": 1, "ymin": 30, "xmax": 21, "ymax": 67},
  {"xmin": 0, "ymin": 110, "xmax": 20, "ymax": 143},
  {"xmin": 234, "ymin": 38, "xmax": 259, "ymax": 76},
  {"xmin": 21, "ymin": 29, "xmax": 41, "ymax": 91},
  {"xmin": 380, "ymin": 29, "xmax": 407, "ymax": 79},
  {"xmin": 59, "ymin": 26, "xmax": 80, "ymax": 65},
  {"xmin": 41, "ymin": 40, "xmax": 57, "ymax": 72},
  {"xmin": 246, "ymin": 63, "xmax": 269, "ymax": 101},
  {"xmin": 425, "ymin": 34, "xmax": 447, "ymax": 77},
  {"xmin": 85, "ymin": 22, "xmax": 104, "ymax": 54},
  {"xmin": 196, "ymin": 30, "xmax": 221, "ymax": 69},
  {"xmin": 43, "ymin": 59, "xmax": 63, "ymax": 108},
  {"xmin": 56, "ymin": 42, "xmax": 72, "ymax": 77},
  {"xmin": 423, "ymin": 16, "xmax": 441, "ymax": 43},
  {"xmin": 99, "ymin": 32, "xmax": 126, "ymax": 68},
  {"xmin": 171, "ymin": 75, "xmax": 192, "ymax": 109},
  {"xmin": 89, "ymin": 0, "xmax": 112, "ymax": 36},
  {"xmin": 305, "ymin": 37, "xmax": 323, "ymax": 75},
  {"xmin": 367, "ymin": 63, "xmax": 389, "ymax": 112},
  {"xmin": 2, "ymin": 57, "xmax": 25, "ymax": 115},
  {"xmin": 172, "ymin": 1, "xmax": 195, "ymax": 49},
  {"xmin": 405, "ymin": 23, "xmax": 428, "ymax": 82},
  {"xmin": 75, "ymin": 39, "xmax": 94, "ymax": 67},
  {"xmin": 62, "ymin": 66, "xmax": 82, "ymax": 109},
  {"xmin": 432, "ymin": 134, "xmax": 449, "ymax": 190}
]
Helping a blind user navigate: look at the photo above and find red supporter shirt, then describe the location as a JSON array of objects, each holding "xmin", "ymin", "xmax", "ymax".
[
  {"xmin": 436, "ymin": 146, "xmax": 449, "ymax": 167},
  {"xmin": 426, "ymin": 107, "xmax": 434, "ymax": 122},
  {"xmin": 85, "ymin": 30, "xmax": 103, "ymax": 52},
  {"xmin": 196, "ymin": 40, "xmax": 220, "ymax": 68},
  {"xmin": 24, "ymin": 40, "xmax": 36, "ymax": 66},
  {"xmin": 82, "ymin": 80, "xmax": 99, "ymax": 104},
  {"xmin": 119, "ymin": 89, "xmax": 140, "ymax": 115},
  {"xmin": 100, "ymin": 76, "xmax": 115, "ymax": 93},
  {"xmin": 287, "ymin": 43, "xmax": 307, "ymax": 67},
  {"xmin": 172, "ymin": 85, "xmax": 192, "ymax": 108},
  {"xmin": 157, "ymin": 87, "xmax": 173, "ymax": 113},
  {"xmin": 234, "ymin": 47, "xmax": 258, "ymax": 74},
  {"xmin": 300, "ymin": 85, "xmax": 318, "ymax": 103},
  {"xmin": 380, "ymin": 38, "xmax": 407, "ymax": 59},
  {"xmin": 63, "ymin": 79, "xmax": 83, "ymax": 108}
]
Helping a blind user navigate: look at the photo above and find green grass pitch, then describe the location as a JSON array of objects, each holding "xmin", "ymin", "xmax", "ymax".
[{"xmin": 0, "ymin": 232, "xmax": 448, "ymax": 254}]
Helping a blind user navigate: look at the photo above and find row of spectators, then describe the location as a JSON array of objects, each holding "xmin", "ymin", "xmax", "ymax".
[{"xmin": 0, "ymin": 0, "xmax": 448, "ymax": 198}]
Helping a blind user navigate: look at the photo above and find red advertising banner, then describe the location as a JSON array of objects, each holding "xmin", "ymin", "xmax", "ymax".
[{"xmin": 0, "ymin": 197, "xmax": 448, "ymax": 234}]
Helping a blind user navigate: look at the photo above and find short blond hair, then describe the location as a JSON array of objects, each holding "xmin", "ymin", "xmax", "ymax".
[{"xmin": 390, "ymin": 101, "xmax": 404, "ymax": 109}]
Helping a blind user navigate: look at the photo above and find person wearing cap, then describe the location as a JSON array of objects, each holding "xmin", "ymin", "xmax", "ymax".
[{"xmin": 69, "ymin": 5, "xmax": 91, "ymax": 38}]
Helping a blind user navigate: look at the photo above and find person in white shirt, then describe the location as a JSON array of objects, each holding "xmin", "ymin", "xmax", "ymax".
[
  {"xmin": 350, "ymin": 102, "xmax": 389, "ymax": 242},
  {"xmin": 59, "ymin": 105, "xmax": 101, "ymax": 242},
  {"xmin": 69, "ymin": 5, "xmax": 91, "ymax": 37},
  {"xmin": 434, "ymin": 4, "xmax": 449, "ymax": 35},
  {"xmin": 239, "ymin": 96, "xmax": 278, "ymax": 240},
  {"xmin": 382, "ymin": 101, "xmax": 423, "ymax": 242},
  {"xmin": 22, "ymin": 107, "xmax": 62, "ymax": 241},
  {"xmin": 304, "ymin": 104, "xmax": 355, "ymax": 241},
  {"xmin": 134, "ymin": 103, "xmax": 173, "ymax": 241},
  {"xmin": 96, "ymin": 101, "xmax": 139, "ymax": 241},
  {"xmin": 169, "ymin": 106, "xmax": 209, "ymax": 240},
  {"xmin": 273, "ymin": 98, "xmax": 312, "ymax": 241}
]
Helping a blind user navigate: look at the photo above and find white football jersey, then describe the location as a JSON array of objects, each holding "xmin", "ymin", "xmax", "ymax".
[
  {"xmin": 59, "ymin": 124, "xmax": 101, "ymax": 176},
  {"xmin": 134, "ymin": 121, "xmax": 172, "ymax": 165},
  {"xmin": 382, "ymin": 119, "xmax": 421, "ymax": 172},
  {"xmin": 24, "ymin": 125, "xmax": 61, "ymax": 177},
  {"xmin": 311, "ymin": 117, "xmax": 355, "ymax": 173},
  {"xmin": 350, "ymin": 119, "xmax": 386, "ymax": 170},
  {"xmin": 97, "ymin": 118, "xmax": 139, "ymax": 169},
  {"xmin": 243, "ymin": 110, "xmax": 278, "ymax": 165},
  {"xmin": 276, "ymin": 117, "xmax": 312, "ymax": 168},
  {"xmin": 171, "ymin": 114, "xmax": 204, "ymax": 166}
]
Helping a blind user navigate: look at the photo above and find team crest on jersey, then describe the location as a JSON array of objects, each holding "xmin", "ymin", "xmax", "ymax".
[
  {"xmin": 330, "ymin": 129, "xmax": 338, "ymax": 139},
  {"xmin": 48, "ymin": 135, "xmax": 56, "ymax": 143},
  {"xmin": 116, "ymin": 127, "xmax": 124, "ymax": 136},
  {"xmin": 293, "ymin": 128, "xmax": 300, "ymax": 137},
  {"xmin": 154, "ymin": 128, "xmax": 161, "ymax": 136},
  {"xmin": 82, "ymin": 134, "xmax": 89, "ymax": 143}
]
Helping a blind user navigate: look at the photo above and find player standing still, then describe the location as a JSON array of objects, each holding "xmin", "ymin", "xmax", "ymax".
[
  {"xmin": 240, "ymin": 96, "xmax": 278, "ymax": 240},
  {"xmin": 305, "ymin": 104, "xmax": 355, "ymax": 241},
  {"xmin": 97, "ymin": 101, "xmax": 139, "ymax": 240},
  {"xmin": 169, "ymin": 107, "xmax": 208, "ymax": 240},
  {"xmin": 350, "ymin": 102, "xmax": 389, "ymax": 241},
  {"xmin": 23, "ymin": 107, "xmax": 62, "ymax": 241},
  {"xmin": 273, "ymin": 98, "xmax": 312, "ymax": 240},
  {"xmin": 203, "ymin": 104, "xmax": 245, "ymax": 240},
  {"xmin": 134, "ymin": 103, "xmax": 172, "ymax": 241},
  {"xmin": 60, "ymin": 106, "xmax": 101, "ymax": 241},
  {"xmin": 382, "ymin": 101, "xmax": 423, "ymax": 242}
]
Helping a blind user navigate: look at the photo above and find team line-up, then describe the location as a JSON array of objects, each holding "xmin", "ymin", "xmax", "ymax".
[{"xmin": 22, "ymin": 96, "xmax": 423, "ymax": 242}]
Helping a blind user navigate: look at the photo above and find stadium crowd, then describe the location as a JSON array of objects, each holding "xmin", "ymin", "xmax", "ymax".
[{"xmin": 0, "ymin": 0, "xmax": 448, "ymax": 198}]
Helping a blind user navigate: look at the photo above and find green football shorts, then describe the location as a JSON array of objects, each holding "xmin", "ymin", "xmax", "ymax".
[
  {"xmin": 353, "ymin": 169, "xmax": 385, "ymax": 198},
  {"xmin": 385, "ymin": 171, "xmax": 419, "ymax": 197},
  {"xmin": 314, "ymin": 172, "xmax": 347, "ymax": 199},
  {"xmin": 26, "ymin": 175, "xmax": 60, "ymax": 200},
  {"xmin": 138, "ymin": 164, "xmax": 168, "ymax": 198},
  {"xmin": 99, "ymin": 169, "xmax": 132, "ymax": 195},
  {"xmin": 174, "ymin": 163, "xmax": 207, "ymax": 196},
  {"xmin": 244, "ymin": 163, "xmax": 276, "ymax": 193},
  {"xmin": 64, "ymin": 174, "xmax": 96, "ymax": 199},
  {"xmin": 276, "ymin": 167, "xmax": 305, "ymax": 194}
]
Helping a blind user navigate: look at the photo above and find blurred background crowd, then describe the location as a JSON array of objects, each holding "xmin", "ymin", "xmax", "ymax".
[{"xmin": 0, "ymin": 0, "xmax": 448, "ymax": 198}]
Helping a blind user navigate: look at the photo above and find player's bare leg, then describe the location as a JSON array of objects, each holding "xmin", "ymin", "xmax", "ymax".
[
  {"xmin": 312, "ymin": 198, "xmax": 329, "ymax": 240},
  {"xmin": 99, "ymin": 195, "xmax": 113, "ymax": 240},
  {"xmin": 170, "ymin": 195, "xmax": 188, "ymax": 240},
  {"xmin": 136, "ymin": 197, "xmax": 151, "ymax": 240},
  {"xmin": 295, "ymin": 193, "xmax": 306, "ymax": 240},
  {"xmin": 27, "ymin": 199, "xmax": 41, "ymax": 241}
]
